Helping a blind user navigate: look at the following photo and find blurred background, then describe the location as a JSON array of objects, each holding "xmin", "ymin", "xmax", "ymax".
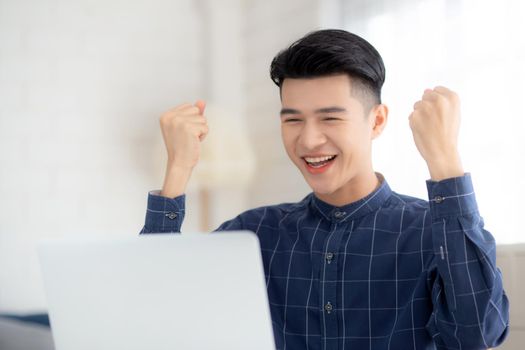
[{"xmin": 0, "ymin": 0, "xmax": 524, "ymax": 348}]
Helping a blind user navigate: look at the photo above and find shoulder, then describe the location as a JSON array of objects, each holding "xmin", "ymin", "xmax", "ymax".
[
  {"xmin": 237, "ymin": 194, "xmax": 311, "ymax": 224},
  {"xmin": 387, "ymin": 191, "xmax": 429, "ymax": 209},
  {"xmin": 383, "ymin": 191, "xmax": 431, "ymax": 221},
  {"xmin": 240, "ymin": 194, "xmax": 311, "ymax": 218},
  {"xmin": 216, "ymin": 194, "xmax": 312, "ymax": 233}
]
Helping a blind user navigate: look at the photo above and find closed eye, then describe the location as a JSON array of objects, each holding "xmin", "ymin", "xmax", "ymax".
[
  {"xmin": 283, "ymin": 118, "xmax": 302, "ymax": 123},
  {"xmin": 323, "ymin": 117, "xmax": 340, "ymax": 121}
]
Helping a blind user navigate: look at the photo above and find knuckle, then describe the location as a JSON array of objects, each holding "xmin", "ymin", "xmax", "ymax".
[
  {"xmin": 159, "ymin": 113, "xmax": 171, "ymax": 125},
  {"xmin": 414, "ymin": 100, "xmax": 426, "ymax": 110},
  {"xmin": 434, "ymin": 92, "xmax": 445, "ymax": 101},
  {"xmin": 425, "ymin": 91, "xmax": 437, "ymax": 101},
  {"xmin": 186, "ymin": 106, "xmax": 200, "ymax": 114}
]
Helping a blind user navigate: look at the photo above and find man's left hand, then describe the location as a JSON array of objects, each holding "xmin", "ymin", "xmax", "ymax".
[{"xmin": 409, "ymin": 86, "xmax": 464, "ymax": 181}]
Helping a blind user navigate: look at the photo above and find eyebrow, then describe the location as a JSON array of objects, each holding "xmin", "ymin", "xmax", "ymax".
[{"xmin": 279, "ymin": 106, "xmax": 347, "ymax": 115}]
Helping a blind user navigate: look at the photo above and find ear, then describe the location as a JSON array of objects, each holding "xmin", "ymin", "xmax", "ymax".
[{"xmin": 369, "ymin": 104, "xmax": 388, "ymax": 140}]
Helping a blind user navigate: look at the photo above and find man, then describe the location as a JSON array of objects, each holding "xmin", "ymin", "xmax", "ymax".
[{"xmin": 140, "ymin": 29, "xmax": 509, "ymax": 349}]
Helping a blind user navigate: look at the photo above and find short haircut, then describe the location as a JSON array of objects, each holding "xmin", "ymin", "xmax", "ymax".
[{"xmin": 269, "ymin": 29, "xmax": 386, "ymax": 112}]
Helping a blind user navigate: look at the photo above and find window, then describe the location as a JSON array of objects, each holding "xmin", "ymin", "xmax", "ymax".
[{"xmin": 343, "ymin": 0, "xmax": 525, "ymax": 243}]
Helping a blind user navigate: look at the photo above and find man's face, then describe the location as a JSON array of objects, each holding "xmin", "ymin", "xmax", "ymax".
[{"xmin": 280, "ymin": 74, "xmax": 379, "ymax": 200}]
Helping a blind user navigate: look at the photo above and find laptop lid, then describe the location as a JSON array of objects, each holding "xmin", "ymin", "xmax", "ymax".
[{"xmin": 37, "ymin": 231, "xmax": 276, "ymax": 350}]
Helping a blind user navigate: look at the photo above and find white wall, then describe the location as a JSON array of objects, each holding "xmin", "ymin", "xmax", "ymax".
[
  {"xmin": 242, "ymin": 0, "xmax": 325, "ymax": 208},
  {"xmin": 0, "ymin": 0, "xmax": 339, "ymax": 312},
  {"xmin": 0, "ymin": 0, "xmax": 206, "ymax": 311},
  {"xmin": 341, "ymin": 0, "xmax": 525, "ymax": 245}
]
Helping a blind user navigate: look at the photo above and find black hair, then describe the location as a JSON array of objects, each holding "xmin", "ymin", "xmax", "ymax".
[{"xmin": 269, "ymin": 29, "xmax": 386, "ymax": 110}]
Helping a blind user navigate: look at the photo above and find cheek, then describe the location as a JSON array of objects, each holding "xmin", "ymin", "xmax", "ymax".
[
  {"xmin": 281, "ymin": 129, "xmax": 297, "ymax": 152},
  {"xmin": 330, "ymin": 133, "xmax": 366, "ymax": 162},
  {"xmin": 327, "ymin": 130, "xmax": 352, "ymax": 152}
]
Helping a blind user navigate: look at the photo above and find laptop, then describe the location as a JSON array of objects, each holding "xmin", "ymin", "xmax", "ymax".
[{"xmin": 37, "ymin": 231, "xmax": 276, "ymax": 350}]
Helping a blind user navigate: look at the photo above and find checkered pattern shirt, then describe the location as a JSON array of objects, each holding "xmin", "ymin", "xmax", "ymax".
[{"xmin": 140, "ymin": 172, "xmax": 509, "ymax": 349}]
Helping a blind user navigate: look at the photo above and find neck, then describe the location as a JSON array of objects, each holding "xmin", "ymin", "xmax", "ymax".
[{"xmin": 315, "ymin": 170, "xmax": 381, "ymax": 207}]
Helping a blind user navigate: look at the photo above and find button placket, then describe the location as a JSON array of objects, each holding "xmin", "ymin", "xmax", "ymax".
[
  {"xmin": 324, "ymin": 301, "xmax": 333, "ymax": 314},
  {"xmin": 319, "ymin": 221, "xmax": 345, "ymax": 345},
  {"xmin": 333, "ymin": 211, "xmax": 346, "ymax": 219}
]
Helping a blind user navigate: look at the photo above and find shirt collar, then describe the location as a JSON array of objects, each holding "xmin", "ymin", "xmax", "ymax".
[{"xmin": 309, "ymin": 172, "xmax": 392, "ymax": 223}]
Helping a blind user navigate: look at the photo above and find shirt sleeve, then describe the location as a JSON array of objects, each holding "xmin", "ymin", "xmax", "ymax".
[
  {"xmin": 424, "ymin": 173, "xmax": 510, "ymax": 348},
  {"xmin": 139, "ymin": 191, "xmax": 246, "ymax": 234},
  {"xmin": 139, "ymin": 191, "xmax": 186, "ymax": 234}
]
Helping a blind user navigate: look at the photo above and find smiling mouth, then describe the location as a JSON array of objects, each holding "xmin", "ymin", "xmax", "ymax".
[{"xmin": 303, "ymin": 155, "xmax": 337, "ymax": 168}]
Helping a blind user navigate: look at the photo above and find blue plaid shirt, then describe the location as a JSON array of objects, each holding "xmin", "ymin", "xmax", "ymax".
[{"xmin": 140, "ymin": 172, "xmax": 509, "ymax": 350}]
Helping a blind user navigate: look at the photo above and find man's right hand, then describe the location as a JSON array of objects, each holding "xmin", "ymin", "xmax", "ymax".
[{"xmin": 159, "ymin": 100, "xmax": 208, "ymax": 198}]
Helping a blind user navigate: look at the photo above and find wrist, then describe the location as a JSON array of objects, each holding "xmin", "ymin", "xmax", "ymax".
[
  {"xmin": 166, "ymin": 161, "xmax": 194, "ymax": 174},
  {"xmin": 160, "ymin": 163, "xmax": 194, "ymax": 198},
  {"xmin": 426, "ymin": 153, "xmax": 464, "ymax": 182}
]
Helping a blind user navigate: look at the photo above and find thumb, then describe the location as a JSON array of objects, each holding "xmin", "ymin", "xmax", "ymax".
[{"xmin": 194, "ymin": 99, "xmax": 206, "ymax": 115}]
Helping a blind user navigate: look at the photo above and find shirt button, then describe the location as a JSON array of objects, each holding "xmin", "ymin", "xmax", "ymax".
[
  {"xmin": 325, "ymin": 252, "xmax": 334, "ymax": 264},
  {"xmin": 333, "ymin": 211, "xmax": 346, "ymax": 219},
  {"xmin": 165, "ymin": 212, "xmax": 178, "ymax": 220},
  {"xmin": 324, "ymin": 301, "xmax": 333, "ymax": 314},
  {"xmin": 434, "ymin": 196, "xmax": 445, "ymax": 204}
]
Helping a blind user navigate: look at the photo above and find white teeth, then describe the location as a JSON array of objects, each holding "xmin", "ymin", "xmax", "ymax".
[{"xmin": 304, "ymin": 155, "xmax": 336, "ymax": 163}]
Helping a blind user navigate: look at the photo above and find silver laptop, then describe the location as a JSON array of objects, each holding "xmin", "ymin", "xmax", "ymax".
[{"xmin": 37, "ymin": 231, "xmax": 276, "ymax": 350}]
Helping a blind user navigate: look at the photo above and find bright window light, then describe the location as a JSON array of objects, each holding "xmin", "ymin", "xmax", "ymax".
[{"xmin": 343, "ymin": 0, "xmax": 525, "ymax": 244}]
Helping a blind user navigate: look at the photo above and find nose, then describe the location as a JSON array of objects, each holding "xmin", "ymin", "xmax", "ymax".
[{"xmin": 298, "ymin": 121, "xmax": 327, "ymax": 151}]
